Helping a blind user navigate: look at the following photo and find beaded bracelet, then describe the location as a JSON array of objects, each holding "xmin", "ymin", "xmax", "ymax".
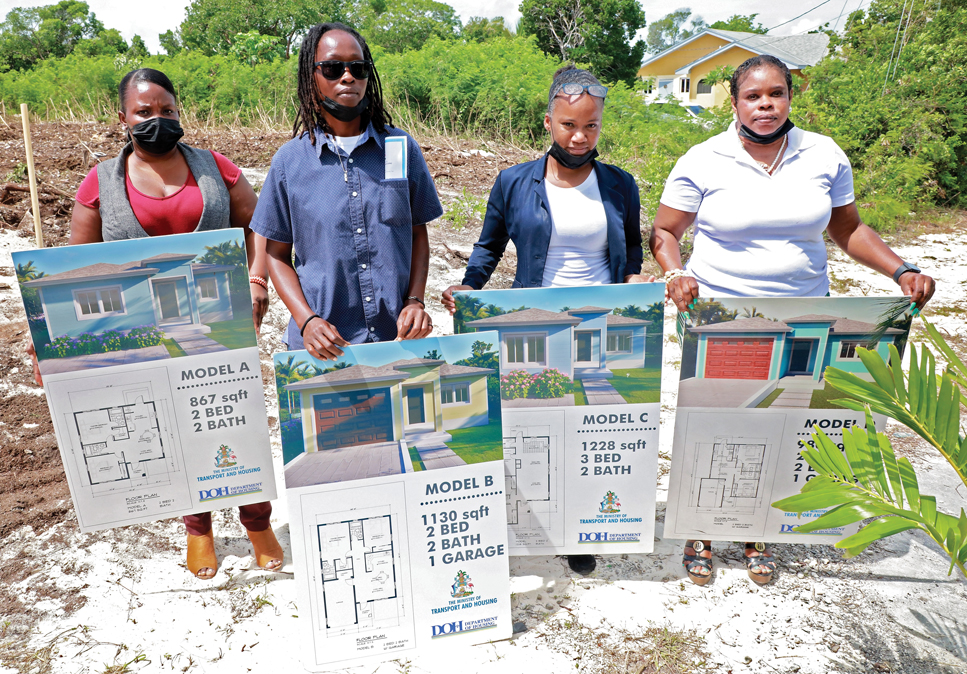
[
  {"xmin": 250, "ymin": 275, "xmax": 268, "ymax": 290},
  {"xmin": 660, "ymin": 268, "xmax": 689, "ymax": 284},
  {"xmin": 406, "ymin": 295, "xmax": 425, "ymax": 307}
]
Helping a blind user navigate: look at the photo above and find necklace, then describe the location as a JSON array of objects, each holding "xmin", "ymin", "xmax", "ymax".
[
  {"xmin": 326, "ymin": 134, "xmax": 350, "ymax": 182},
  {"xmin": 756, "ymin": 135, "xmax": 787, "ymax": 175}
]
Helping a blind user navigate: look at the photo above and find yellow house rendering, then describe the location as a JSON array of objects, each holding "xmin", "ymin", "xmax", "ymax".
[{"xmin": 637, "ymin": 29, "xmax": 830, "ymax": 110}]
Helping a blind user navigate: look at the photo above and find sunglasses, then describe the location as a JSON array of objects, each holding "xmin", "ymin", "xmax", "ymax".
[
  {"xmin": 314, "ymin": 60, "xmax": 373, "ymax": 81},
  {"xmin": 558, "ymin": 83, "xmax": 608, "ymax": 99}
]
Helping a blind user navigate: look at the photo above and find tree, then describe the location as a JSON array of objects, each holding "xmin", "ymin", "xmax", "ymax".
[
  {"xmin": 645, "ymin": 7, "xmax": 706, "ymax": 54},
  {"xmin": 16, "ymin": 261, "xmax": 45, "ymax": 318},
  {"xmin": 230, "ymin": 30, "xmax": 286, "ymax": 65},
  {"xmin": 357, "ymin": 0, "xmax": 461, "ymax": 53},
  {"xmin": 158, "ymin": 29, "xmax": 182, "ymax": 55},
  {"xmin": 462, "ymin": 16, "xmax": 512, "ymax": 42},
  {"xmin": 127, "ymin": 34, "xmax": 149, "ymax": 59},
  {"xmin": 0, "ymin": 0, "xmax": 107, "ymax": 71},
  {"xmin": 73, "ymin": 28, "xmax": 127, "ymax": 57},
  {"xmin": 709, "ymin": 14, "xmax": 766, "ymax": 34},
  {"xmin": 423, "ymin": 349, "xmax": 442, "ymax": 359},
  {"xmin": 179, "ymin": 0, "xmax": 345, "ymax": 58},
  {"xmin": 518, "ymin": 0, "xmax": 646, "ymax": 84},
  {"xmin": 198, "ymin": 240, "xmax": 247, "ymax": 295}
]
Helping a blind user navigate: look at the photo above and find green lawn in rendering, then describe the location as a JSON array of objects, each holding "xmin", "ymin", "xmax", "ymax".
[
  {"xmin": 446, "ymin": 419, "xmax": 503, "ymax": 465},
  {"xmin": 572, "ymin": 380, "xmax": 588, "ymax": 406},
  {"xmin": 609, "ymin": 368, "xmax": 661, "ymax": 404},
  {"xmin": 810, "ymin": 381, "xmax": 862, "ymax": 409},
  {"xmin": 206, "ymin": 317, "xmax": 258, "ymax": 350},
  {"xmin": 408, "ymin": 445, "xmax": 425, "ymax": 472},
  {"xmin": 162, "ymin": 338, "xmax": 187, "ymax": 358},
  {"xmin": 757, "ymin": 388, "xmax": 784, "ymax": 408}
]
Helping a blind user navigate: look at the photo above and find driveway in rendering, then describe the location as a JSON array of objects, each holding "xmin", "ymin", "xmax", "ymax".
[{"xmin": 37, "ymin": 345, "xmax": 171, "ymax": 375}]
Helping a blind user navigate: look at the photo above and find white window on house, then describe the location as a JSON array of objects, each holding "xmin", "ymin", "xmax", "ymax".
[
  {"xmin": 697, "ymin": 79, "xmax": 713, "ymax": 94},
  {"xmin": 680, "ymin": 78, "xmax": 690, "ymax": 93},
  {"xmin": 198, "ymin": 276, "xmax": 218, "ymax": 300},
  {"xmin": 441, "ymin": 382, "xmax": 470, "ymax": 405},
  {"xmin": 839, "ymin": 340, "xmax": 872, "ymax": 360},
  {"xmin": 607, "ymin": 330, "xmax": 633, "ymax": 353},
  {"xmin": 73, "ymin": 286, "xmax": 125, "ymax": 320},
  {"xmin": 505, "ymin": 334, "xmax": 546, "ymax": 365}
]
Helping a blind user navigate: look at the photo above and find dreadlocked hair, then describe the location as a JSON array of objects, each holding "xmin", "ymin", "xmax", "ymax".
[{"xmin": 292, "ymin": 22, "xmax": 393, "ymax": 145}]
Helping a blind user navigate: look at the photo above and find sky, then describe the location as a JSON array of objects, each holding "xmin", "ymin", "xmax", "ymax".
[
  {"xmin": 276, "ymin": 331, "xmax": 488, "ymax": 369},
  {"xmin": 0, "ymin": 0, "xmax": 872, "ymax": 55},
  {"xmin": 12, "ymin": 229, "xmax": 242, "ymax": 277},
  {"xmin": 458, "ymin": 284, "xmax": 665, "ymax": 315}
]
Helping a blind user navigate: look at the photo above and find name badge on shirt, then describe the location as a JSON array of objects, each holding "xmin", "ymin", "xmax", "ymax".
[{"xmin": 384, "ymin": 136, "xmax": 407, "ymax": 180}]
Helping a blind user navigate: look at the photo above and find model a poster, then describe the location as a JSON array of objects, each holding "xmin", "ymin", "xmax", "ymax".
[
  {"xmin": 274, "ymin": 333, "xmax": 511, "ymax": 671},
  {"xmin": 13, "ymin": 230, "xmax": 276, "ymax": 533},
  {"xmin": 453, "ymin": 284, "xmax": 665, "ymax": 555},
  {"xmin": 664, "ymin": 296, "xmax": 913, "ymax": 544}
]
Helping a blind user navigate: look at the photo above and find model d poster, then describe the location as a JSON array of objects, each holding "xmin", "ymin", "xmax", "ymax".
[
  {"xmin": 13, "ymin": 230, "xmax": 276, "ymax": 533},
  {"xmin": 664, "ymin": 296, "xmax": 913, "ymax": 544},
  {"xmin": 454, "ymin": 284, "xmax": 665, "ymax": 555},
  {"xmin": 274, "ymin": 333, "xmax": 511, "ymax": 671}
]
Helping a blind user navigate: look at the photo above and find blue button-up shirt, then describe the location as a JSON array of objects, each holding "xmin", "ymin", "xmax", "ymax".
[{"xmin": 251, "ymin": 123, "xmax": 443, "ymax": 347}]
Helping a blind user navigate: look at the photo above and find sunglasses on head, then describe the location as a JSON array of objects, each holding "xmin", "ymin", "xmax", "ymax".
[
  {"xmin": 558, "ymin": 83, "xmax": 608, "ymax": 99},
  {"xmin": 314, "ymin": 60, "xmax": 373, "ymax": 81}
]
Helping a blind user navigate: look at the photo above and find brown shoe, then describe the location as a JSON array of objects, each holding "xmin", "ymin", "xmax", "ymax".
[
  {"xmin": 683, "ymin": 540, "xmax": 713, "ymax": 586},
  {"xmin": 247, "ymin": 527, "xmax": 284, "ymax": 571},
  {"xmin": 187, "ymin": 530, "xmax": 218, "ymax": 580}
]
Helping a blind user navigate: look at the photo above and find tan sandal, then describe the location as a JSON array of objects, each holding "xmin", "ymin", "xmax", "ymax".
[
  {"xmin": 247, "ymin": 528, "xmax": 284, "ymax": 571},
  {"xmin": 187, "ymin": 530, "xmax": 218, "ymax": 579},
  {"xmin": 745, "ymin": 542, "xmax": 776, "ymax": 585},
  {"xmin": 683, "ymin": 540, "xmax": 713, "ymax": 586}
]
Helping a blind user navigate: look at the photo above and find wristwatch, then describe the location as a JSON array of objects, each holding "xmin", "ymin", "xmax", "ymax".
[{"xmin": 892, "ymin": 261, "xmax": 921, "ymax": 284}]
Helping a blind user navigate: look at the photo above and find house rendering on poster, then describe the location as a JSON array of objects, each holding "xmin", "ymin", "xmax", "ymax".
[
  {"xmin": 284, "ymin": 358, "xmax": 494, "ymax": 455},
  {"xmin": 464, "ymin": 306, "xmax": 650, "ymax": 379},
  {"xmin": 688, "ymin": 314, "xmax": 903, "ymax": 386},
  {"xmin": 23, "ymin": 253, "xmax": 235, "ymax": 339}
]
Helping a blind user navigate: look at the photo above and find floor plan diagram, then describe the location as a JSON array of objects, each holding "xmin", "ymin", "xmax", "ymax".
[
  {"xmin": 67, "ymin": 382, "xmax": 181, "ymax": 496},
  {"xmin": 689, "ymin": 436, "xmax": 769, "ymax": 514},
  {"xmin": 502, "ymin": 410, "xmax": 565, "ymax": 548},
  {"xmin": 316, "ymin": 511, "xmax": 401, "ymax": 634}
]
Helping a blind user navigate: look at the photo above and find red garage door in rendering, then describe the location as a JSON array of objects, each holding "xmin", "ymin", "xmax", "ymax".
[{"xmin": 704, "ymin": 338, "xmax": 774, "ymax": 380}]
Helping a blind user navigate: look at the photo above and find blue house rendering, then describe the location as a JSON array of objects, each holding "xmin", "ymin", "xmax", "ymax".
[
  {"xmin": 689, "ymin": 314, "xmax": 903, "ymax": 386},
  {"xmin": 464, "ymin": 306, "xmax": 650, "ymax": 380},
  {"xmin": 23, "ymin": 253, "xmax": 235, "ymax": 341}
]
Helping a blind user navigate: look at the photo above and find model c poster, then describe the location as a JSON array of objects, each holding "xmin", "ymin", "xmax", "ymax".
[
  {"xmin": 274, "ymin": 333, "xmax": 511, "ymax": 672},
  {"xmin": 454, "ymin": 284, "xmax": 666, "ymax": 555},
  {"xmin": 12, "ymin": 229, "xmax": 277, "ymax": 533},
  {"xmin": 664, "ymin": 296, "xmax": 913, "ymax": 544}
]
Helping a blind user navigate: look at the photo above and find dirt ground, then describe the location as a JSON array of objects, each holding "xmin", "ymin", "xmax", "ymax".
[{"xmin": 1, "ymin": 117, "xmax": 966, "ymax": 674}]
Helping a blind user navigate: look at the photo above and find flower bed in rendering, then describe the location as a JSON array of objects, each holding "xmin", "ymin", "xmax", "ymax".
[
  {"xmin": 42, "ymin": 325, "xmax": 166, "ymax": 359},
  {"xmin": 500, "ymin": 368, "xmax": 573, "ymax": 400}
]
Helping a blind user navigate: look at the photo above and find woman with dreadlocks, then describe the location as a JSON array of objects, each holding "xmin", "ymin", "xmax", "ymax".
[{"xmin": 251, "ymin": 23, "xmax": 442, "ymax": 359}]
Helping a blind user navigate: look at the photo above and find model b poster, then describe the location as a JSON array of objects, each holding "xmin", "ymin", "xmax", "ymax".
[
  {"xmin": 274, "ymin": 333, "xmax": 511, "ymax": 672},
  {"xmin": 664, "ymin": 296, "xmax": 913, "ymax": 544},
  {"xmin": 454, "ymin": 284, "xmax": 666, "ymax": 555},
  {"xmin": 12, "ymin": 229, "xmax": 276, "ymax": 533}
]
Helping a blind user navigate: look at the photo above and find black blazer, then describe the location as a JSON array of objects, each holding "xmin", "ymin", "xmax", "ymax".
[{"xmin": 462, "ymin": 155, "xmax": 643, "ymax": 289}]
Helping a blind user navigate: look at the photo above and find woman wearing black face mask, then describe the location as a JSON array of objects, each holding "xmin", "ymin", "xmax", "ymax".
[
  {"xmin": 40, "ymin": 68, "xmax": 281, "ymax": 582},
  {"xmin": 442, "ymin": 65, "xmax": 652, "ymax": 576}
]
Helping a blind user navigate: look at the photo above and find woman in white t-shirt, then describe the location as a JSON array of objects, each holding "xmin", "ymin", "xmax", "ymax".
[
  {"xmin": 650, "ymin": 55, "xmax": 936, "ymax": 585},
  {"xmin": 442, "ymin": 65, "xmax": 652, "ymax": 576}
]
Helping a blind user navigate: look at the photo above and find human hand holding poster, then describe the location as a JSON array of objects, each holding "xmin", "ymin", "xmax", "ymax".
[
  {"xmin": 664, "ymin": 296, "xmax": 913, "ymax": 543},
  {"xmin": 12, "ymin": 229, "xmax": 276, "ymax": 532},
  {"xmin": 453, "ymin": 284, "xmax": 666, "ymax": 555},
  {"xmin": 274, "ymin": 333, "xmax": 510, "ymax": 671}
]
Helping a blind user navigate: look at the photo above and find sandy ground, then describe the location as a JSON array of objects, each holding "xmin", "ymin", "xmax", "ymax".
[{"xmin": 0, "ymin": 119, "xmax": 966, "ymax": 674}]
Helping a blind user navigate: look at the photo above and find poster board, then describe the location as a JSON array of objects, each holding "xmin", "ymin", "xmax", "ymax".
[
  {"xmin": 454, "ymin": 283, "xmax": 666, "ymax": 555},
  {"xmin": 664, "ymin": 296, "xmax": 913, "ymax": 543},
  {"xmin": 12, "ymin": 230, "xmax": 277, "ymax": 533},
  {"xmin": 274, "ymin": 333, "xmax": 511, "ymax": 671}
]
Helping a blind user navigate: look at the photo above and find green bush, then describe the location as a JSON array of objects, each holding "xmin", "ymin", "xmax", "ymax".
[
  {"xmin": 529, "ymin": 368, "xmax": 572, "ymax": 399},
  {"xmin": 500, "ymin": 369, "xmax": 533, "ymax": 400}
]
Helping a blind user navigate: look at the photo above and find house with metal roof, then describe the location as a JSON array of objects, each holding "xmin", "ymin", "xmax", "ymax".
[
  {"xmin": 637, "ymin": 29, "xmax": 830, "ymax": 110},
  {"xmin": 464, "ymin": 306, "xmax": 651, "ymax": 379},
  {"xmin": 23, "ymin": 253, "xmax": 235, "ymax": 341}
]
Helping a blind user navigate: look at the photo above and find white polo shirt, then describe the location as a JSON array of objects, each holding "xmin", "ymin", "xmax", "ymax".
[{"xmin": 660, "ymin": 126, "xmax": 855, "ymax": 297}]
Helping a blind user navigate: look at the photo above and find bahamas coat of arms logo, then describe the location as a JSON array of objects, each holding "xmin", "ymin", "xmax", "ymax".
[
  {"xmin": 214, "ymin": 444, "xmax": 237, "ymax": 468},
  {"xmin": 599, "ymin": 490, "xmax": 621, "ymax": 514},
  {"xmin": 451, "ymin": 570, "xmax": 474, "ymax": 598}
]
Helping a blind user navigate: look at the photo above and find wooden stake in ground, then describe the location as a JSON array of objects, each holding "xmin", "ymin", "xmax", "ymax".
[{"xmin": 19, "ymin": 103, "xmax": 43, "ymax": 248}]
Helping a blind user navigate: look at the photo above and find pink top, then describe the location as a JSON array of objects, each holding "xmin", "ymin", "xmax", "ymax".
[{"xmin": 75, "ymin": 150, "xmax": 242, "ymax": 236}]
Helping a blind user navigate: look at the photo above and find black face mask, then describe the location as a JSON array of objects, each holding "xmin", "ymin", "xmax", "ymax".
[
  {"xmin": 129, "ymin": 116, "xmax": 184, "ymax": 155},
  {"xmin": 548, "ymin": 141, "xmax": 598, "ymax": 170},
  {"xmin": 322, "ymin": 95, "xmax": 369, "ymax": 123},
  {"xmin": 737, "ymin": 118, "xmax": 795, "ymax": 145}
]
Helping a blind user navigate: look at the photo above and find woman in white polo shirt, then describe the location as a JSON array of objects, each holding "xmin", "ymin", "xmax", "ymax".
[{"xmin": 650, "ymin": 54, "xmax": 935, "ymax": 585}]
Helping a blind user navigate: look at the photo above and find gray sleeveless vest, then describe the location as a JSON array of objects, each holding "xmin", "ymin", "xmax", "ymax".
[{"xmin": 96, "ymin": 142, "xmax": 231, "ymax": 241}]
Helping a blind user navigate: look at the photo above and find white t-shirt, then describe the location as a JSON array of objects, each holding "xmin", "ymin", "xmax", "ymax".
[
  {"xmin": 660, "ymin": 126, "xmax": 855, "ymax": 297},
  {"xmin": 541, "ymin": 169, "xmax": 611, "ymax": 287},
  {"xmin": 328, "ymin": 133, "xmax": 364, "ymax": 157}
]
